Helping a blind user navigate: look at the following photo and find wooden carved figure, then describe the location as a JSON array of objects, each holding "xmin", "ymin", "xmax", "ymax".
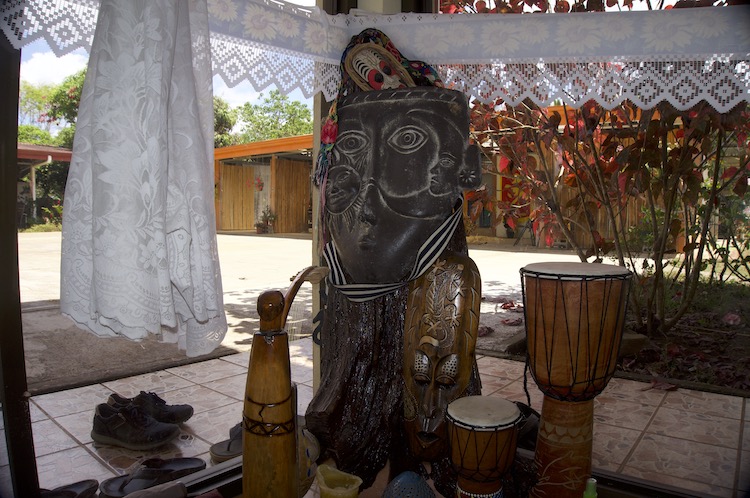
[
  {"xmin": 403, "ymin": 252, "xmax": 481, "ymax": 463},
  {"xmin": 306, "ymin": 81, "xmax": 483, "ymax": 490}
]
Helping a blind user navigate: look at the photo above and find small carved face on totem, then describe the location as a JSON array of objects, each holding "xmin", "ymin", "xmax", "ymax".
[
  {"xmin": 344, "ymin": 44, "xmax": 415, "ymax": 91},
  {"xmin": 403, "ymin": 257, "xmax": 480, "ymax": 461},
  {"xmin": 324, "ymin": 88, "xmax": 481, "ymax": 284}
]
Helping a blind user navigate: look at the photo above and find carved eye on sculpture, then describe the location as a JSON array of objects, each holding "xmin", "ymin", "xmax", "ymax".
[
  {"xmin": 336, "ymin": 131, "xmax": 368, "ymax": 156},
  {"xmin": 435, "ymin": 354, "xmax": 459, "ymax": 387},
  {"xmin": 367, "ymin": 60, "xmax": 394, "ymax": 88},
  {"xmin": 387, "ymin": 126, "xmax": 428, "ymax": 154},
  {"xmin": 413, "ymin": 351, "xmax": 431, "ymax": 385},
  {"xmin": 326, "ymin": 166, "xmax": 361, "ymax": 213}
]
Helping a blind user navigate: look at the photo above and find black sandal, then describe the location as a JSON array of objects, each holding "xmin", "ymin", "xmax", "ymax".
[
  {"xmin": 99, "ymin": 457, "xmax": 205, "ymax": 498},
  {"xmin": 209, "ymin": 422, "xmax": 242, "ymax": 463},
  {"xmin": 41, "ymin": 479, "xmax": 98, "ymax": 498}
]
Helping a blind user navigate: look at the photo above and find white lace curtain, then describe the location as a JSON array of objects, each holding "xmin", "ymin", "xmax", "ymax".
[
  {"xmin": 56, "ymin": 0, "xmax": 226, "ymax": 356},
  {"xmin": 3, "ymin": 0, "xmax": 749, "ymax": 110}
]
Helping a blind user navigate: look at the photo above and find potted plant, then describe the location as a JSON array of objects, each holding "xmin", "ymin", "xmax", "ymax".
[{"xmin": 256, "ymin": 206, "xmax": 276, "ymax": 234}]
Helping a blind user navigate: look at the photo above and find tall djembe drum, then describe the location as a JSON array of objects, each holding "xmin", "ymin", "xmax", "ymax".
[{"xmin": 520, "ymin": 262, "xmax": 631, "ymax": 498}]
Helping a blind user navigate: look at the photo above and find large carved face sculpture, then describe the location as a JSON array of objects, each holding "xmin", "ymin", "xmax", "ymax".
[
  {"xmin": 403, "ymin": 255, "xmax": 481, "ymax": 461},
  {"xmin": 324, "ymin": 88, "xmax": 481, "ymax": 284}
]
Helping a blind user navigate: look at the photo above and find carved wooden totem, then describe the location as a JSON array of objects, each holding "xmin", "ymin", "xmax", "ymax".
[{"xmin": 305, "ymin": 85, "xmax": 483, "ymax": 490}]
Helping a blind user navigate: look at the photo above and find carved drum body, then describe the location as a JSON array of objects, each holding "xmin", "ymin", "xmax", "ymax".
[
  {"xmin": 521, "ymin": 262, "xmax": 632, "ymax": 498},
  {"xmin": 446, "ymin": 395, "xmax": 522, "ymax": 498}
]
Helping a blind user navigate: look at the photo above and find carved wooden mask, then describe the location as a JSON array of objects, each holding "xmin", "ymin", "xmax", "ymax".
[
  {"xmin": 402, "ymin": 252, "xmax": 481, "ymax": 461},
  {"xmin": 324, "ymin": 87, "xmax": 481, "ymax": 284}
]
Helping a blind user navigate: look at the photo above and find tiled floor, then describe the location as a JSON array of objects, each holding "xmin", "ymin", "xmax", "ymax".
[{"xmin": 7, "ymin": 337, "xmax": 749, "ymax": 497}]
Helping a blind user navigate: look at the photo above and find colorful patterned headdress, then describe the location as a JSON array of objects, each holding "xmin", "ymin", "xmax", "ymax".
[{"xmin": 313, "ymin": 28, "xmax": 444, "ymax": 188}]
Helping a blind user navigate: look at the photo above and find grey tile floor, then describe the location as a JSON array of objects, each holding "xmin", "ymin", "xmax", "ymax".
[
  {"xmin": 11, "ymin": 233, "xmax": 750, "ymax": 496},
  {"xmin": 6, "ymin": 337, "xmax": 746, "ymax": 497}
]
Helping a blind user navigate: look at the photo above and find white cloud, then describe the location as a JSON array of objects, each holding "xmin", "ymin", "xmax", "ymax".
[
  {"xmin": 213, "ymin": 77, "xmax": 263, "ymax": 108},
  {"xmin": 20, "ymin": 41, "xmax": 88, "ymax": 86}
]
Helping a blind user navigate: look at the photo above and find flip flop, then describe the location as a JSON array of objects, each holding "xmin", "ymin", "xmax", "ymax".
[
  {"xmin": 209, "ymin": 422, "xmax": 242, "ymax": 463},
  {"xmin": 99, "ymin": 457, "xmax": 206, "ymax": 498},
  {"xmin": 41, "ymin": 479, "xmax": 98, "ymax": 498}
]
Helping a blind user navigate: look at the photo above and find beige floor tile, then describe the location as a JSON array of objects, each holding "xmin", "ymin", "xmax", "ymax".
[
  {"xmin": 186, "ymin": 402, "xmax": 243, "ymax": 446},
  {"xmin": 476, "ymin": 356, "xmax": 526, "ymax": 380},
  {"xmin": 24, "ymin": 337, "xmax": 750, "ymax": 498},
  {"xmin": 600, "ymin": 377, "xmax": 668, "ymax": 406},
  {"xmin": 33, "ymin": 384, "xmax": 114, "ymax": 418},
  {"xmin": 37, "ymin": 446, "xmax": 115, "ymax": 490},
  {"xmin": 661, "ymin": 389, "xmax": 743, "ymax": 419},
  {"xmin": 593, "ymin": 395, "xmax": 659, "ymax": 431},
  {"xmin": 101, "ymin": 370, "xmax": 195, "ymax": 398},
  {"xmin": 0, "ymin": 467, "xmax": 11, "ymax": 497},
  {"xmin": 291, "ymin": 355, "xmax": 314, "ymax": 385},
  {"xmin": 620, "ymin": 465, "xmax": 734, "ymax": 498},
  {"xmin": 29, "ymin": 401, "xmax": 49, "ymax": 422},
  {"xmin": 202, "ymin": 373, "xmax": 248, "ymax": 400},
  {"xmin": 290, "ymin": 337, "xmax": 314, "ymax": 359},
  {"xmin": 488, "ymin": 379, "xmax": 546, "ymax": 412},
  {"xmin": 297, "ymin": 382, "xmax": 314, "ymax": 415},
  {"xmin": 647, "ymin": 406, "xmax": 741, "ymax": 449},
  {"xmin": 0, "ymin": 431, "xmax": 7, "ymax": 467},
  {"xmin": 625, "ymin": 433, "xmax": 736, "ymax": 488},
  {"xmin": 33, "ymin": 419, "xmax": 82, "ymax": 456},
  {"xmin": 55, "ymin": 409, "xmax": 96, "ymax": 445},
  {"xmin": 739, "ymin": 450, "xmax": 750, "ymax": 493},
  {"xmin": 88, "ymin": 433, "xmax": 210, "ymax": 474},
  {"xmin": 592, "ymin": 422, "xmax": 641, "ymax": 471},
  {"xmin": 221, "ymin": 350, "xmax": 250, "ymax": 367},
  {"xmin": 166, "ymin": 358, "xmax": 247, "ymax": 384},
  {"xmin": 167, "ymin": 384, "xmax": 239, "ymax": 415},
  {"xmin": 480, "ymin": 372, "xmax": 517, "ymax": 395}
]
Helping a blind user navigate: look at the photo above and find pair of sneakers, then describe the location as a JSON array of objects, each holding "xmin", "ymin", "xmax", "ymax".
[{"xmin": 91, "ymin": 391, "xmax": 194, "ymax": 451}]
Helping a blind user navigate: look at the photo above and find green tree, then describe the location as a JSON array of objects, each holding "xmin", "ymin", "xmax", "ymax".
[
  {"xmin": 56, "ymin": 126, "xmax": 76, "ymax": 149},
  {"xmin": 19, "ymin": 81, "xmax": 55, "ymax": 130},
  {"xmin": 236, "ymin": 90, "xmax": 312, "ymax": 143},
  {"xmin": 34, "ymin": 162, "xmax": 69, "ymax": 202},
  {"xmin": 18, "ymin": 124, "xmax": 56, "ymax": 145},
  {"xmin": 214, "ymin": 96, "xmax": 238, "ymax": 148},
  {"xmin": 46, "ymin": 69, "xmax": 86, "ymax": 125}
]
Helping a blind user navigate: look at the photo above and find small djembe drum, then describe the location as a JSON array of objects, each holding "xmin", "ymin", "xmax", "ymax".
[
  {"xmin": 520, "ymin": 262, "xmax": 631, "ymax": 498},
  {"xmin": 446, "ymin": 396, "xmax": 523, "ymax": 498}
]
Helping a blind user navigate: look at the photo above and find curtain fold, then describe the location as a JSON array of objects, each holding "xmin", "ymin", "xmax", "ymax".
[{"xmin": 60, "ymin": 0, "xmax": 227, "ymax": 356}]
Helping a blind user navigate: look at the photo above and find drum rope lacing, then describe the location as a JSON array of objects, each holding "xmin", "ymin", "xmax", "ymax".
[{"xmin": 520, "ymin": 267, "xmax": 633, "ymax": 403}]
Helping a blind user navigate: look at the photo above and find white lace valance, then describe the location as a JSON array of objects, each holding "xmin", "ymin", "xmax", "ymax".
[{"xmin": 3, "ymin": 0, "xmax": 749, "ymax": 110}]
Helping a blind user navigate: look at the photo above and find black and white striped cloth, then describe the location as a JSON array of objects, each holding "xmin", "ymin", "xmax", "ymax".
[{"xmin": 323, "ymin": 197, "xmax": 464, "ymax": 302}]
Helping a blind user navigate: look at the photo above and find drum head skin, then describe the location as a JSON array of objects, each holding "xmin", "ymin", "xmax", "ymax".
[
  {"xmin": 447, "ymin": 396, "xmax": 522, "ymax": 430},
  {"xmin": 521, "ymin": 262, "xmax": 631, "ymax": 279}
]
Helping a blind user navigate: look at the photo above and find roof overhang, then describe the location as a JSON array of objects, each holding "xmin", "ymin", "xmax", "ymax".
[
  {"xmin": 17, "ymin": 143, "xmax": 73, "ymax": 177},
  {"xmin": 214, "ymin": 134, "xmax": 313, "ymax": 162}
]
